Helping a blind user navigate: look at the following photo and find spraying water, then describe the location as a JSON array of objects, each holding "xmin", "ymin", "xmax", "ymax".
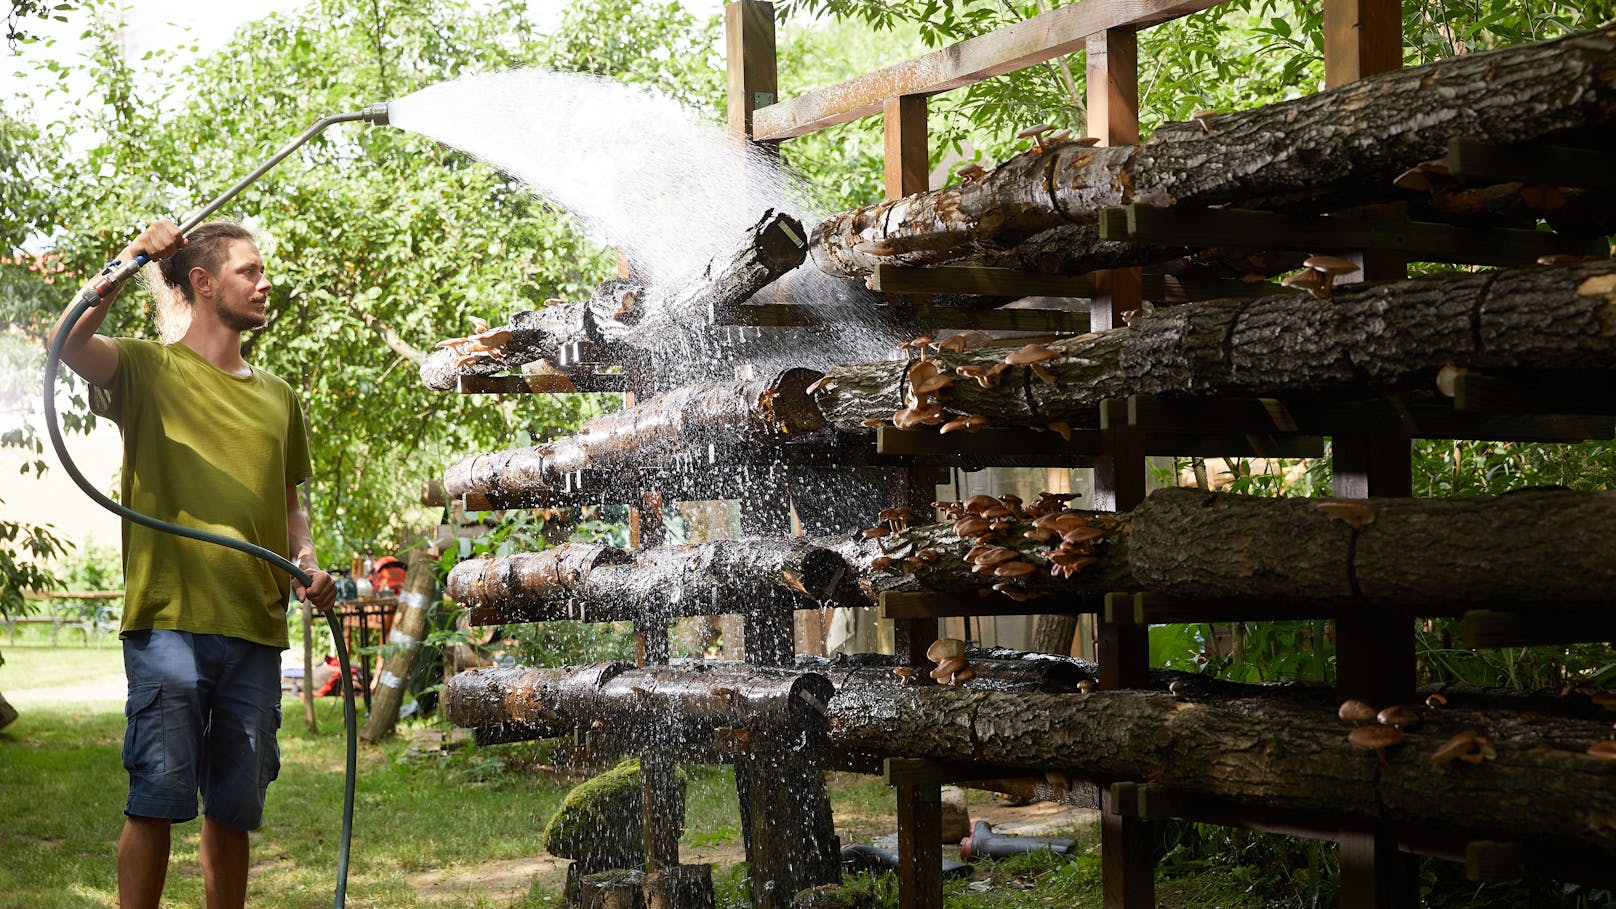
[
  {"xmin": 387, "ymin": 69, "xmax": 906, "ymax": 380},
  {"xmin": 388, "ymin": 70, "xmax": 815, "ymax": 286}
]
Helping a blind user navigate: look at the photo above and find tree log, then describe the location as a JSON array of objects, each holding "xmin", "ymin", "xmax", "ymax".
[
  {"xmin": 444, "ymin": 662, "xmax": 836, "ymax": 755},
  {"xmin": 813, "ymin": 261, "xmax": 1616, "ymax": 430},
  {"xmin": 442, "ymin": 368, "xmax": 825, "ymax": 498},
  {"xmin": 825, "ymin": 683, "xmax": 1616, "ymax": 855},
  {"xmin": 448, "ymin": 538, "xmax": 849, "ymax": 626},
  {"xmin": 809, "ymin": 24, "xmax": 1616, "ymax": 277},
  {"xmin": 841, "ymin": 486, "xmax": 1616, "ymax": 613},
  {"xmin": 448, "ymin": 659, "xmax": 1616, "ymax": 856}
]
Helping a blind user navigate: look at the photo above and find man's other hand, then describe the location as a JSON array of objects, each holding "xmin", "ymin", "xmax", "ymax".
[
  {"xmin": 122, "ymin": 219, "xmax": 186, "ymax": 264},
  {"xmin": 295, "ymin": 569, "xmax": 338, "ymax": 613}
]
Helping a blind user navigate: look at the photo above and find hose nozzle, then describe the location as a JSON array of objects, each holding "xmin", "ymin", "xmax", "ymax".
[{"xmin": 359, "ymin": 102, "xmax": 390, "ymax": 126}]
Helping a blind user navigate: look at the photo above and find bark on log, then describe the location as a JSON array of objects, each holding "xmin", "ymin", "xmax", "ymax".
[
  {"xmin": 824, "ymin": 683, "xmax": 1616, "ymax": 855},
  {"xmin": 809, "ymin": 24, "xmax": 1616, "ymax": 277},
  {"xmin": 448, "ymin": 659, "xmax": 1616, "ymax": 856},
  {"xmin": 442, "ymin": 369, "xmax": 825, "ymax": 498},
  {"xmin": 444, "ymin": 662, "xmax": 836, "ymax": 755},
  {"xmin": 447, "ymin": 539, "xmax": 849, "ymax": 626},
  {"xmin": 841, "ymin": 486, "xmax": 1616, "ymax": 613},
  {"xmin": 814, "ymin": 261, "xmax": 1616, "ymax": 430}
]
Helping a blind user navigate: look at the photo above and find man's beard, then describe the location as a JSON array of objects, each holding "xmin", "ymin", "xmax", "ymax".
[{"xmin": 216, "ymin": 299, "xmax": 267, "ymax": 332}]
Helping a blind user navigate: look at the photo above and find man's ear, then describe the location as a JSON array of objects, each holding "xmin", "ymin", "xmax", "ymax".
[{"xmin": 189, "ymin": 265, "xmax": 214, "ymax": 299}]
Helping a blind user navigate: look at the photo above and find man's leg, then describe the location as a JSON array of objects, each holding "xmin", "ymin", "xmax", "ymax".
[
  {"xmin": 197, "ymin": 636, "xmax": 281, "ymax": 909},
  {"xmin": 200, "ymin": 815, "xmax": 250, "ymax": 909},
  {"xmin": 118, "ymin": 815, "xmax": 171, "ymax": 909}
]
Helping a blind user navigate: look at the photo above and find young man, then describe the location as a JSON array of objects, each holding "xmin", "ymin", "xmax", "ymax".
[{"xmin": 47, "ymin": 219, "xmax": 337, "ymax": 909}]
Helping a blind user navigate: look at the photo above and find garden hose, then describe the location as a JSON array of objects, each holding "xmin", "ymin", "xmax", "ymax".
[{"xmin": 44, "ymin": 104, "xmax": 390, "ymax": 909}]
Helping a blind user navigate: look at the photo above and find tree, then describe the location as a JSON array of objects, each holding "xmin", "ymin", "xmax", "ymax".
[{"xmin": 4, "ymin": 0, "xmax": 733, "ymax": 563}]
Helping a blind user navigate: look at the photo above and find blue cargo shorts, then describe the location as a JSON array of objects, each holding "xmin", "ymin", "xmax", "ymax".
[{"xmin": 121, "ymin": 630, "xmax": 283, "ymax": 831}]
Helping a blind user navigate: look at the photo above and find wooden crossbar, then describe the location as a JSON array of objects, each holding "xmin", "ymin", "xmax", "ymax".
[{"xmin": 751, "ymin": 0, "xmax": 1225, "ymax": 140}]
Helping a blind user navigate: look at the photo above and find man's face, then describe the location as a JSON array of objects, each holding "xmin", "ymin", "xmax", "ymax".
[{"xmin": 210, "ymin": 239, "xmax": 272, "ymax": 333}]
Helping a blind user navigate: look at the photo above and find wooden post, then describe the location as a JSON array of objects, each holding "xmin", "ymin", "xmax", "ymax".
[
  {"xmin": 302, "ymin": 601, "xmax": 318, "ymax": 733},
  {"xmin": 642, "ymin": 753, "xmax": 684, "ymax": 871},
  {"xmin": 360, "ymin": 550, "xmax": 436, "ymax": 743},
  {"xmin": 1087, "ymin": 26, "xmax": 1154, "ymax": 909},
  {"xmin": 1323, "ymin": 1, "xmax": 1418, "ymax": 904},
  {"xmin": 884, "ymin": 96, "xmax": 928, "ymax": 199},
  {"xmin": 727, "ymin": 0, "xmax": 778, "ymax": 142},
  {"xmin": 735, "ymin": 744, "xmax": 841, "ymax": 909},
  {"xmin": 896, "ymin": 780, "xmax": 943, "ymax": 909}
]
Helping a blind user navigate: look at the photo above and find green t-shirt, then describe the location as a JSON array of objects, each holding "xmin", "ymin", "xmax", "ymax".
[{"xmin": 96, "ymin": 339, "xmax": 312, "ymax": 649}]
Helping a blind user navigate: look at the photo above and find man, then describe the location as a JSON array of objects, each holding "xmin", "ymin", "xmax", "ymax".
[{"xmin": 47, "ymin": 218, "xmax": 338, "ymax": 909}]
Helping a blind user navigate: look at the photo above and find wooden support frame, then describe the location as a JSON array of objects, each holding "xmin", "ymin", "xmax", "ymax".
[
  {"xmin": 1097, "ymin": 203, "xmax": 1604, "ymax": 266},
  {"xmin": 751, "ymin": 0, "xmax": 1219, "ymax": 140}
]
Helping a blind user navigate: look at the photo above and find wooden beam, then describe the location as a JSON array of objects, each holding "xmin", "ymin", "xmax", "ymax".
[
  {"xmin": 872, "ymin": 263, "xmax": 1095, "ymax": 297},
  {"xmin": 1097, "ymin": 204, "xmax": 1606, "ymax": 266},
  {"xmin": 1451, "ymin": 369, "xmax": 1616, "ymax": 416},
  {"xmin": 1101, "ymin": 394, "xmax": 1615, "ymax": 443},
  {"xmin": 752, "ymin": 0, "xmax": 1220, "ymax": 140},
  {"xmin": 879, "ymin": 590, "xmax": 1098, "ymax": 620},
  {"xmin": 1444, "ymin": 137, "xmax": 1616, "ymax": 193}
]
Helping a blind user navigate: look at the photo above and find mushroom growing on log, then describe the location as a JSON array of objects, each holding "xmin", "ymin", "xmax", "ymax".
[
  {"xmin": 809, "ymin": 25, "xmax": 1616, "ymax": 277},
  {"xmin": 813, "ymin": 261, "xmax": 1616, "ymax": 431}
]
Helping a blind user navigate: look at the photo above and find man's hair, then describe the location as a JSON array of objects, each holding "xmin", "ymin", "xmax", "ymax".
[{"xmin": 156, "ymin": 220, "xmax": 255, "ymax": 302}]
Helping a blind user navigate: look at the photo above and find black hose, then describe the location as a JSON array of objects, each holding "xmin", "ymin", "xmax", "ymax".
[{"xmin": 46, "ymin": 286, "xmax": 358, "ymax": 909}]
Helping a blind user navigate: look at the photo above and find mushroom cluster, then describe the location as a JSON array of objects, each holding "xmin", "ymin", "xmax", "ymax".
[
  {"xmin": 437, "ymin": 315, "xmax": 514, "ymax": 368},
  {"xmin": 926, "ymin": 638, "xmax": 975, "ymax": 685},
  {"xmin": 1280, "ymin": 254, "xmax": 1358, "ymax": 300},
  {"xmin": 943, "ymin": 490, "xmax": 1103, "ymax": 600},
  {"xmin": 846, "ymin": 338, "xmax": 1069, "ymax": 435},
  {"xmin": 1339, "ymin": 698, "xmax": 1423, "ymax": 764}
]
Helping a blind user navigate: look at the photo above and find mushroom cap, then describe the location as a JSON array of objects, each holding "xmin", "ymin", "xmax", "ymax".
[
  {"xmin": 1303, "ymin": 254, "xmax": 1359, "ymax": 276},
  {"xmin": 964, "ymin": 494, "xmax": 999, "ymax": 513},
  {"xmin": 1429, "ymin": 730, "xmax": 1489, "ymax": 765},
  {"xmin": 1338, "ymin": 699, "xmax": 1377, "ymax": 724},
  {"xmin": 930, "ymin": 656, "xmax": 968, "ymax": 680},
  {"xmin": 1425, "ymin": 693, "xmax": 1449, "ymax": 709},
  {"xmin": 950, "ymin": 666, "xmax": 977, "ymax": 684},
  {"xmin": 953, "ymin": 516, "xmax": 992, "ymax": 537},
  {"xmin": 1348, "ymin": 725, "xmax": 1405, "ymax": 750},
  {"xmin": 1006, "ymin": 343, "xmax": 1061, "ymax": 365},
  {"xmin": 1377, "ymin": 705, "xmax": 1420, "ymax": 728},
  {"xmin": 994, "ymin": 560, "xmax": 1038, "ymax": 578},
  {"xmin": 1588, "ymin": 741, "xmax": 1616, "ymax": 761},
  {"xmin": 1016, "ymin": 123, "xmax": 1055, "ymax": 139},
  {"xmin": 926, "ymin": 638, "xmax": 966, "ymax": 663},
  {"xmin": 939, "ymin": 417, "xmax": 970, "ymax": 435},
  {"xmin": 1281, "ymin": 268, "xmax": 1328, "ymax": 290}
]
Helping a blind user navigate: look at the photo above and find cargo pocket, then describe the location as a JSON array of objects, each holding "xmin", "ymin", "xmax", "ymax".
[
  {"xmin": 121, "ymin": 684, "xmax": 165, "ymax": 776},
  {"xmin": 257, "ymin": 702, "xmax": 282, "ymax": 790}
]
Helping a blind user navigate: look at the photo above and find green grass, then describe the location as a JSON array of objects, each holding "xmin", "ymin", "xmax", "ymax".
[{"xmin": 1, "ymin": 641, "xmax": 126, "ymax": 692}]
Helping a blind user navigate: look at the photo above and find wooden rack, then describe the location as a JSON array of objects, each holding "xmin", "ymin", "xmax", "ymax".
[{"xmin": 720, "ymin": 1, "xmax": 1615, "ymax": 906}]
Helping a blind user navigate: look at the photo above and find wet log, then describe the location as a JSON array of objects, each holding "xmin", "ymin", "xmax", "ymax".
[
  {"xmin": 444, "ymin": 662, "xmax": 836, "ymax": 757},
  {"xmin": 442, "ymin": 368, "xmax": 825, "ymax": 498},
  {"xmin": 448, "ymin": 538, "xmax": 850, "ymax": 625},
  {"xmin": 825, "ymin": 683, "xmax": 1616, "ymax": 856},
  {"xmin": 842, "ymin": 486, "xmax": 1616, "ymax": 613},
  {"xmin": 810, "ymin": 25, "xmax": 1616, "ymax": 277},
  {"xmin": 813, "ymin": 261, "xmax": 1616, "ymax": 430},
  {"xmin": 447, "ymin": 659, "xmax": 1616, "ymax": 856},
  {"xmin": 421, "ymin": 210, "xmax": 808, "ymax": 390}
]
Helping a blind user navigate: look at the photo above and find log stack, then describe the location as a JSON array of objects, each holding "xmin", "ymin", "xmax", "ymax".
[{"xmin": 420, "ymin": 18, "xmax": 1616, "ymax": 904}]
